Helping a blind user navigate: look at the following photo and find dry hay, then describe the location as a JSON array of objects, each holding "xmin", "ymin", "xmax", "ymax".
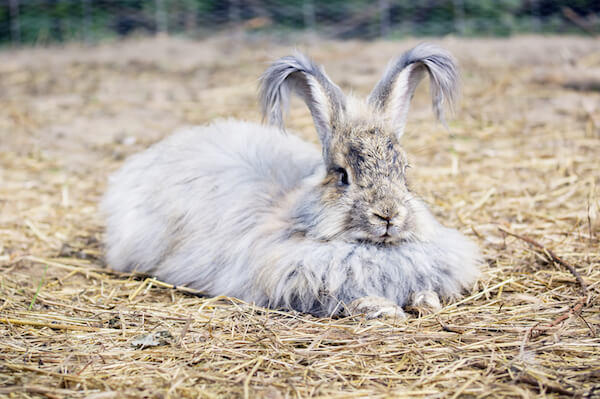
[{"xmin": 0, "ymin": 34, "xmax": 599, "ymax": 398}]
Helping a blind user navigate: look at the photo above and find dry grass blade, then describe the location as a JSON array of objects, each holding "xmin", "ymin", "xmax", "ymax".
[
  {"xmin": 498, "ymin": 227, "xmax": 593, "ymax": 341},
  {"xmin": 28, "ymin": 264, "xmax": 48, "ymax": 311},
  {"xmin": 499, "ymin": 226, "xmax": 588, "ymax": 296}
]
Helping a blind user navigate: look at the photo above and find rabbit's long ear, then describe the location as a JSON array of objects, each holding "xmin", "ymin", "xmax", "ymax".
[
  {"xmin": 260, "ymin": 52, "xmax": 345, "ymax": 153},
  {"xmin": 367, "ymin": 43, "xmax": 459, "ymax": 138}
]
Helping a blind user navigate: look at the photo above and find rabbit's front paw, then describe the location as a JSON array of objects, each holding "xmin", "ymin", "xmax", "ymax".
[
  {"xmin": 346, "ymin": 296, "xmax": 407, "ymax": 320},
  {"xmin": 407, "ymin": 290, "xmax": 441, "ymax": 315}
]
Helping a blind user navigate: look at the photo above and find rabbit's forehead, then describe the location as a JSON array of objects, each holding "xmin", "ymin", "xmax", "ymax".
[{"xmin": 332, "ymin": 129, "xmax": 406, "ymax": 180}]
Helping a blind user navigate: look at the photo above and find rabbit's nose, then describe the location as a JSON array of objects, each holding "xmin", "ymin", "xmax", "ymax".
[
  {"xmin": 372, "ymin": 212, "xmax": 392, "ymax": 224},
  {"xmin": 372, "ymin": 205, "xmax": 406, "ymax": 227},
  {"xmin": 372, "ymin": 208, "xmax": 399, "ymax": 226}
]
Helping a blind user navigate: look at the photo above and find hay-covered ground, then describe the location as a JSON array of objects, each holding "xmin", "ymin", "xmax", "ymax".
[{"xmin": 1, "ymin": 35, "xmax": 599, "ymax": 398}]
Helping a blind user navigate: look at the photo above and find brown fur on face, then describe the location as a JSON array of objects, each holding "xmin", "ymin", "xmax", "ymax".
[{"xmin": 319, "ymin": 110, "xmax": 416, "ymax": 245}]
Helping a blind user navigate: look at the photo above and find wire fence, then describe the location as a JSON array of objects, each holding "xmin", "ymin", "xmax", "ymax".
[{"xmin": 1, "ymin": 0, "xmax": 599, "ymax": 46}]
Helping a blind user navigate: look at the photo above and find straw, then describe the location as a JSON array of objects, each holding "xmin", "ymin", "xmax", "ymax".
[{"xmin": 0, "ymin": 34, "xmax": 598, "ymax": 398}]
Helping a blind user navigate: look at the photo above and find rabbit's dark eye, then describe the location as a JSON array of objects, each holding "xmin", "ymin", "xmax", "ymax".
[{"xmin": 336, "ymin": 167, "xmax": 349, "ymax": 186}]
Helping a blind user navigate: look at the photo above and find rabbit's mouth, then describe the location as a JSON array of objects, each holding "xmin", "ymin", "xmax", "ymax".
[
  {"xmin": 365, "ymin": 218, "xmax": 416, "ymax": 245},
  {"xmin": 356, "ymin": 234, "xmax": 412, "ymax": 246},
  {"xmin": 379, "ymin": 233, "xmax": 413, "ymax": 245},
  {"xmin": 354, "ymin": 228, "xmax": 412, "ymax": 245},
  {"xmin": 378, "ymin": 233, "xmax": 401, "ymax": 245}
]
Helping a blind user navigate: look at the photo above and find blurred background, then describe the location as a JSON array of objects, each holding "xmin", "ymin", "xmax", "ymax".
[{"xmin": 1, "ymin": 0, "xmax": 599, "ymax": 46}]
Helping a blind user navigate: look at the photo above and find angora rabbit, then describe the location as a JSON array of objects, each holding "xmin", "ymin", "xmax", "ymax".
[{"xmin": 102, "ymin": 44, "xmax": 481, "ymax": 318}]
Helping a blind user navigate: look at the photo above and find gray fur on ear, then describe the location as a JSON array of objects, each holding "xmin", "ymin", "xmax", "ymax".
[
  {"xmin": 259, "ymin": 52, "xmax": 346, "ymax": 156},
  {"xmin": 368, "ymin": 43, "xmax": 459, "ymax": 136}
]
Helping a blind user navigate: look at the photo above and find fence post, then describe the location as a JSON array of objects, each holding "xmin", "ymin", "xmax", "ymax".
[
  {"xmin": 82, "ymin": 0, "xmax": 92, "ymax": 43},
  {"xmin": 379, "ymin": 0, "xmax": 390, "ymax": 37},
  {"xmin": 229, "ymin": 0, "xmax": 240, "ymax": 25},
  {"xmin": 453, "ymin": 0, "xmax": 466, "ymax": 35},
  {"xmin": 9, "ymin": 0, "xmax": 21, "ymax": 45},
  {"xmin": 531, "ymin": 0, "xmax": 542, "ymax": 32},
  {"xmin": 304, "ymin": 0, "xmax": 316, "ymax": 32},
  {"xmin": 184, "ymin": 0, "xmax": 197, "ymax": 34},
  {"xmin": 155, "ymin": 0, "xmax": 168, "ymax": 34}
]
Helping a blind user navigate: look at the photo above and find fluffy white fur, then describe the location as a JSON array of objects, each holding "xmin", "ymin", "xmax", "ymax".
[
  {"xmin": 102, "ymin": 45, "xmax": 481, "ymax": 317},
  {"xmin": 103, "ymin": 119, "xmax": 480, "ymax": 316}
]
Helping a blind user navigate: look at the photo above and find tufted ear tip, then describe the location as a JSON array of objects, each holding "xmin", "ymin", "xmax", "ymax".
[
  {"xmin": 258, "ymin": 53, "xmax": 346, "ymax": 157},
  {"xmin": 259, "ymin": 52, "xmax": 320, "ymax": 127},
  {"xmin": 368, "ymin": 43, "xmax": 460, "ymax": 136}
]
